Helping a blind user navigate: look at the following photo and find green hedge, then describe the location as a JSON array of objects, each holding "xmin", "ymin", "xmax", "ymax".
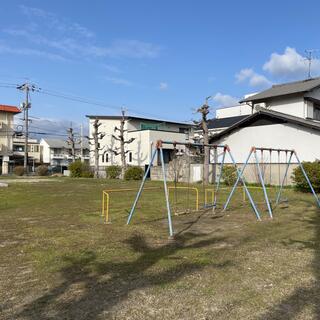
[
  {"xmin": 221, "ymin": 165, "xmax": 237, "ymax": 186},
  {"xmin": 106, "ymin": 165, "xmax": 121, "ymax": 179},
  {"xmin": 13, "ymin": 166, "xmax": 25, "ymax": 176},
  {"xmin": 69, "ymin": 161, "xmax": 93, "ymax": 178},
  {"xmin": 124, "ymin": 166, "xmax": 144, "ymax": 180},
  {"xmin": 36, "ymin": 165, "xmax": 48, "ymax": 176},
  {"xmin": 292, "ymin": 161, "xmax": 320, "ymax": 192}
]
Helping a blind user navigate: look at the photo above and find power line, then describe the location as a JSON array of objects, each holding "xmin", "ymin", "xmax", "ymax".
[{"xmin": 0, "ymin": 80, "xmax": 191, "ymax": 123}]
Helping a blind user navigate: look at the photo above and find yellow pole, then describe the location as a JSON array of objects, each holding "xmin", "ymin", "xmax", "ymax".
[
  {"xmin": 102, "ymin": 191, "xmax": 105, "ymax": 217},
  {"xmin": 105, "ymin": 192, "xmax": 110, "ymax": 224},
  {"xmin": 243, "ymin": 186, "xmax": 246, "ymax": 202}
]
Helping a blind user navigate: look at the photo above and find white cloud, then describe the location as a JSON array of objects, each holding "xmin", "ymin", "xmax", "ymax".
[
  {"xmin": 263, "ymin": 47, "xmax": 320, "ymax": 78},
  {"xmin": 159, "ymin": 82, "xmax": 168, "ymax": 90},
  {"xmin": 0, "ymin": 43, "xmax": 66, "ymax": 61},
  {"xmin": 16, "ymin": 117, "xmax": 88, "ymax": 139},
  {"xmin": 236, "ymin": 68, "xmax": 272, "ymax": 88},
  {"xmin": 2, "ymin": 6, "xmax": 162, "ymax": 62},
  {"xmin": 212, "ymin": 93, "xmax": 238, "ymax": 107},
  {"xmin": 104, "ymin": 76, "xmax": 133, "ymax": 86},
  {"xmin": 102, "ymin": 64, "xmax": 121, "ymax": 73}
]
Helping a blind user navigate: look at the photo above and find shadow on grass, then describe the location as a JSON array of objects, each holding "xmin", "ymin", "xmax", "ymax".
[
  {"xmin": 259, "ymin": 199, "xmax": 320, "ymax": 320},
  {"xmin": 18, "ymin": 232, "xmax": 232, "ymax": 319}
]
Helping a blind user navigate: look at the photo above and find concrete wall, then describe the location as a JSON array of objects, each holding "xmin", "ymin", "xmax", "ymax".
[
  {"xmin": 214, "ymin": 122, "xmax": 320, "ymax": 163},
  {"xmin": 216, "ymin": 104, "xmax": 252, "ymax": 118},
  {"xmin": 263, "ymin": 95, "xmax": 305, "ymax": 118},
  {"xmin": 151, "ymin": 161, "xmax": 298, "ymax": 185},
  {"xmin": 0, "ymin": 112, "xmax": 14, "ymax": 155}
]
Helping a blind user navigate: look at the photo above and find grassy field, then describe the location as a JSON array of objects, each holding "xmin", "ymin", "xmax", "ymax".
[{"xmin": 0, "ymin": 177, "xmax": 320, "ymax": 319}]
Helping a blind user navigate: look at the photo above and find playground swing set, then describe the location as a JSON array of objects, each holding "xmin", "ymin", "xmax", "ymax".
[
  {"xmin": 223, "ymin": 146, "xmax": 320, "ymax": 219},
  {"xmin": 101, "ymin": 139, "xmax": 320, "ymax": 238},
  {"xmin": 126, "ymin": 140, "xmax": 261, "ymax": 238}
]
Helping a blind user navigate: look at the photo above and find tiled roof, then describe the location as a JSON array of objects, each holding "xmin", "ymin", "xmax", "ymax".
[
  {"xmin": 240, "ymin": 77, "xmax": 320, "ymax": 103},
  {"xmin": 0, "ymin": 105, "xmax": 21, "ymax": 114},
  {"xmin": 208, "ymin": 115, "xmax": 249, "ymax": 129}
]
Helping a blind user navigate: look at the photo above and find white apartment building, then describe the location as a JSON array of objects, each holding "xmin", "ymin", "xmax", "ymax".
[{"xmin": 86, "ymin": 115, "xmax": 193, "ymax": 173}]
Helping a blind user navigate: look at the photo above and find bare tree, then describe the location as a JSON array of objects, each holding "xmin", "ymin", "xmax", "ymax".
[
  {"xmin": 108, "ymin": 109, "xmax": 135, "ymax": 179},
  {"xmin": 67, "ymin": 126, "xmax": 77, "ymax": 162},
  {"xmin": 86, "ymin": 119, "xmax": 105, "ymax": 178},
  {"xmin": 195, "ymin": 98, "xmax": 210, "ymax": 185}
]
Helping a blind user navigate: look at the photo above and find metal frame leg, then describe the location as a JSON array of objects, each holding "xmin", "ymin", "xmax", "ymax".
[
  {"xmin": 225, "ymin": 149, "xmax": 261, "ymax": 220},
  {"xmin": 127, "ymin": 148, "xmax": 158, "ymax": 224},
  {"xmin": 254, "ymin": 150, "xmax": 273, "ymax": 218},
  {"xmin": 294, "ymin": 152, "xmax": 320, "ymax": 207},
  {"xmin": 213, "ymin": 148, "xmax": 226, "ymax": 207},
  {"xmin": 159, "ymin": 147, "xmax": 174, "ymax": 237},
  {"xmin": 224, "ymin": 151, "xmax": 249, "ymax": 205},
  {"xmin": 275, "ymin": 151, "xmax": 293, "ymax": 206}
]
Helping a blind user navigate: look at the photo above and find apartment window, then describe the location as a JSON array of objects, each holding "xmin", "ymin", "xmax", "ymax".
[
  {"xmin": 314, "ymin": 104, "xmax": 320, "ymax": 120},
  {"xmin": 129, "ymin": 152, "xmax": 132, "ymax": 162}
]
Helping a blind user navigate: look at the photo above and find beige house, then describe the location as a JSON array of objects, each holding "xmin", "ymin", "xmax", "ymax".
[
  {"xmin": 0, "ymin": 104, "xmax": 21, "ymax": 174},
  {"xmin": 12, "ymin": 135, "xmax": 42, "ymax": 171}
]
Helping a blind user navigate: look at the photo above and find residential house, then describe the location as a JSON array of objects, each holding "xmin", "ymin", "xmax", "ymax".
[
  {"xmin": 40, "ymin": 138, "xmax": 89, "ymax": 170},
  {"xmin": 0, "ymin": 104, "xmax": 21, "ymax": 174},
  {"xmin": 209, "ymin": 77, "xmax": 320, "ymax": 184},
  {"xmin": 12, "ymin": 135, "xmax": 42, "ymax": 172},
  {"xmin": 86, "ymin": 115, "xmax": 193, "ymax": 176}
]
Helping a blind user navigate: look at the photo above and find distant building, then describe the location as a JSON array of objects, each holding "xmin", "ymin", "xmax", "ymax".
[
  {"xmin": 86, "ymin": 115, "xmax": 193, "ymax": 175},
  {"xmin": 0, "ymin": 104, "xmax": 21, "ymax": 174},
  {"xmin": 40, "ymin": 138, "xmax": 89, "ymax": 170},
  {"xmin": 12, "ymin": 135, "xmax": 42, "ymax": 171}
]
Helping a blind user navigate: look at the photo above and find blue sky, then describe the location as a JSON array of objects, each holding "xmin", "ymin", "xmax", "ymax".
[{"xmin": 1, "ymin": 0, "xmax": 320, "ymax": 133}]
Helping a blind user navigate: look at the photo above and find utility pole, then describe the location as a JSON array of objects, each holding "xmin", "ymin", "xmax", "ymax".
[
  {"xmin": 17, "ymin": 82, "xmax": 37, "ymax": 174},
  {"xmin": 67, "ymin": 125, "xmax": 76, "ymax": 162},
  {"xmin": 196, "ymin": 97, "xmax": 211, "ymax": 185}
]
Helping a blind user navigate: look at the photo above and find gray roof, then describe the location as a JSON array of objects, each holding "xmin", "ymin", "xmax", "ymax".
[
  {"xmin": 210, "ymin": 107, "xmax": 320, "ymax": 142},
  {"xmin": 42, "ymin": 138, "xmax": 89, "ymax": 149},
  {"xmin": 241, "ymin": 77, "xmax": 320, "ymax": 103},
  {"xmin": 208, "ymin": 115, "xmax": 249, "ymax": 129}
]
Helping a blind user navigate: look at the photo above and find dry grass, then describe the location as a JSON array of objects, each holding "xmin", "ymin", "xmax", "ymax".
[{"xmin": 0, "ymin": 177, "xmax": 320, "ymax": 319}]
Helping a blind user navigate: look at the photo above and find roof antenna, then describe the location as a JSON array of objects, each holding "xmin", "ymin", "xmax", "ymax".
[{"xmin": 304, "ymin": 49, "xmax": 318, "ymax": 79}]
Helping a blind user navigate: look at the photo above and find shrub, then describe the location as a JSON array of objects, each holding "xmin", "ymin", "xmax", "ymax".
[
  {"xmin": 124, "ymin": 166, "xmax": 144, "ymax": 180},
  {"xmin": 292, "ymin": 161, "xmax": 320, "ymax": 192},
  {"xmin": 13, "ymin": 166, "xmax": 25, "ymax": 176},
  {"xmin": 36, "ymin": 165, "xmax": 48, "ymax": 176},
  {"xmin": 221, "ymin": 165, "xmax": 237, "ymax": 186},
  {"xmin": 69, "ymin": 161, "xmax": 93, "ymax": 178},
  {"xmin": 106, "ymin": 165, "xmax": 121, "ymax": 179}
]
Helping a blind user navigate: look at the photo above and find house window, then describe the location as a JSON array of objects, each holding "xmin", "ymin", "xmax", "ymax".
[
  {"xmin": 105, "ymin": 153, "xmax": 109, "ymax": 162},
  {"xmin": 314, "ymin": 104, "xmax": 320, "ymax": 120},
  {"xmin": 129, "ymin": 152, "xmax": 132, "ymax": 162},
  {"xmin": 101, "ymin": 154, "xmax": 105, "ymax": 163}
]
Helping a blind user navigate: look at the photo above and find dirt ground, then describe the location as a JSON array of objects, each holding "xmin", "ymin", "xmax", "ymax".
[{"xmin": 1, "ymin": 178, "xmax": 320, "ymax": 319}]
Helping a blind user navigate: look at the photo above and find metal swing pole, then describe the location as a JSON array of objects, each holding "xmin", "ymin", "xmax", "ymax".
[
  {"xmin": 127, "ymin": 147, "xmax": 158, "ymax": 224},
  {"xmin": 254, "ymin": 148, "xmax": 273, "ymax": 219},
  {"xmin": 275, "ymin": 151, "xmax": 293, "ymax": 206},
  {"xmin": 223, "ymin": 149, "xmax": 252, "ymax": 210},
  {"xmin": 225, "ymin": 148, "xmax": 261, "ymax": 220},
  {"xmin": 294, "ymin": 151, "xmax": 320, "ymax": 207},
  {"xmin": 213, "ymin": 146, "xmax": 226, "ymax": 208},
  {"xmin": 159, "ymin": 145, "xmax": 174, "ymax": 237}
]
